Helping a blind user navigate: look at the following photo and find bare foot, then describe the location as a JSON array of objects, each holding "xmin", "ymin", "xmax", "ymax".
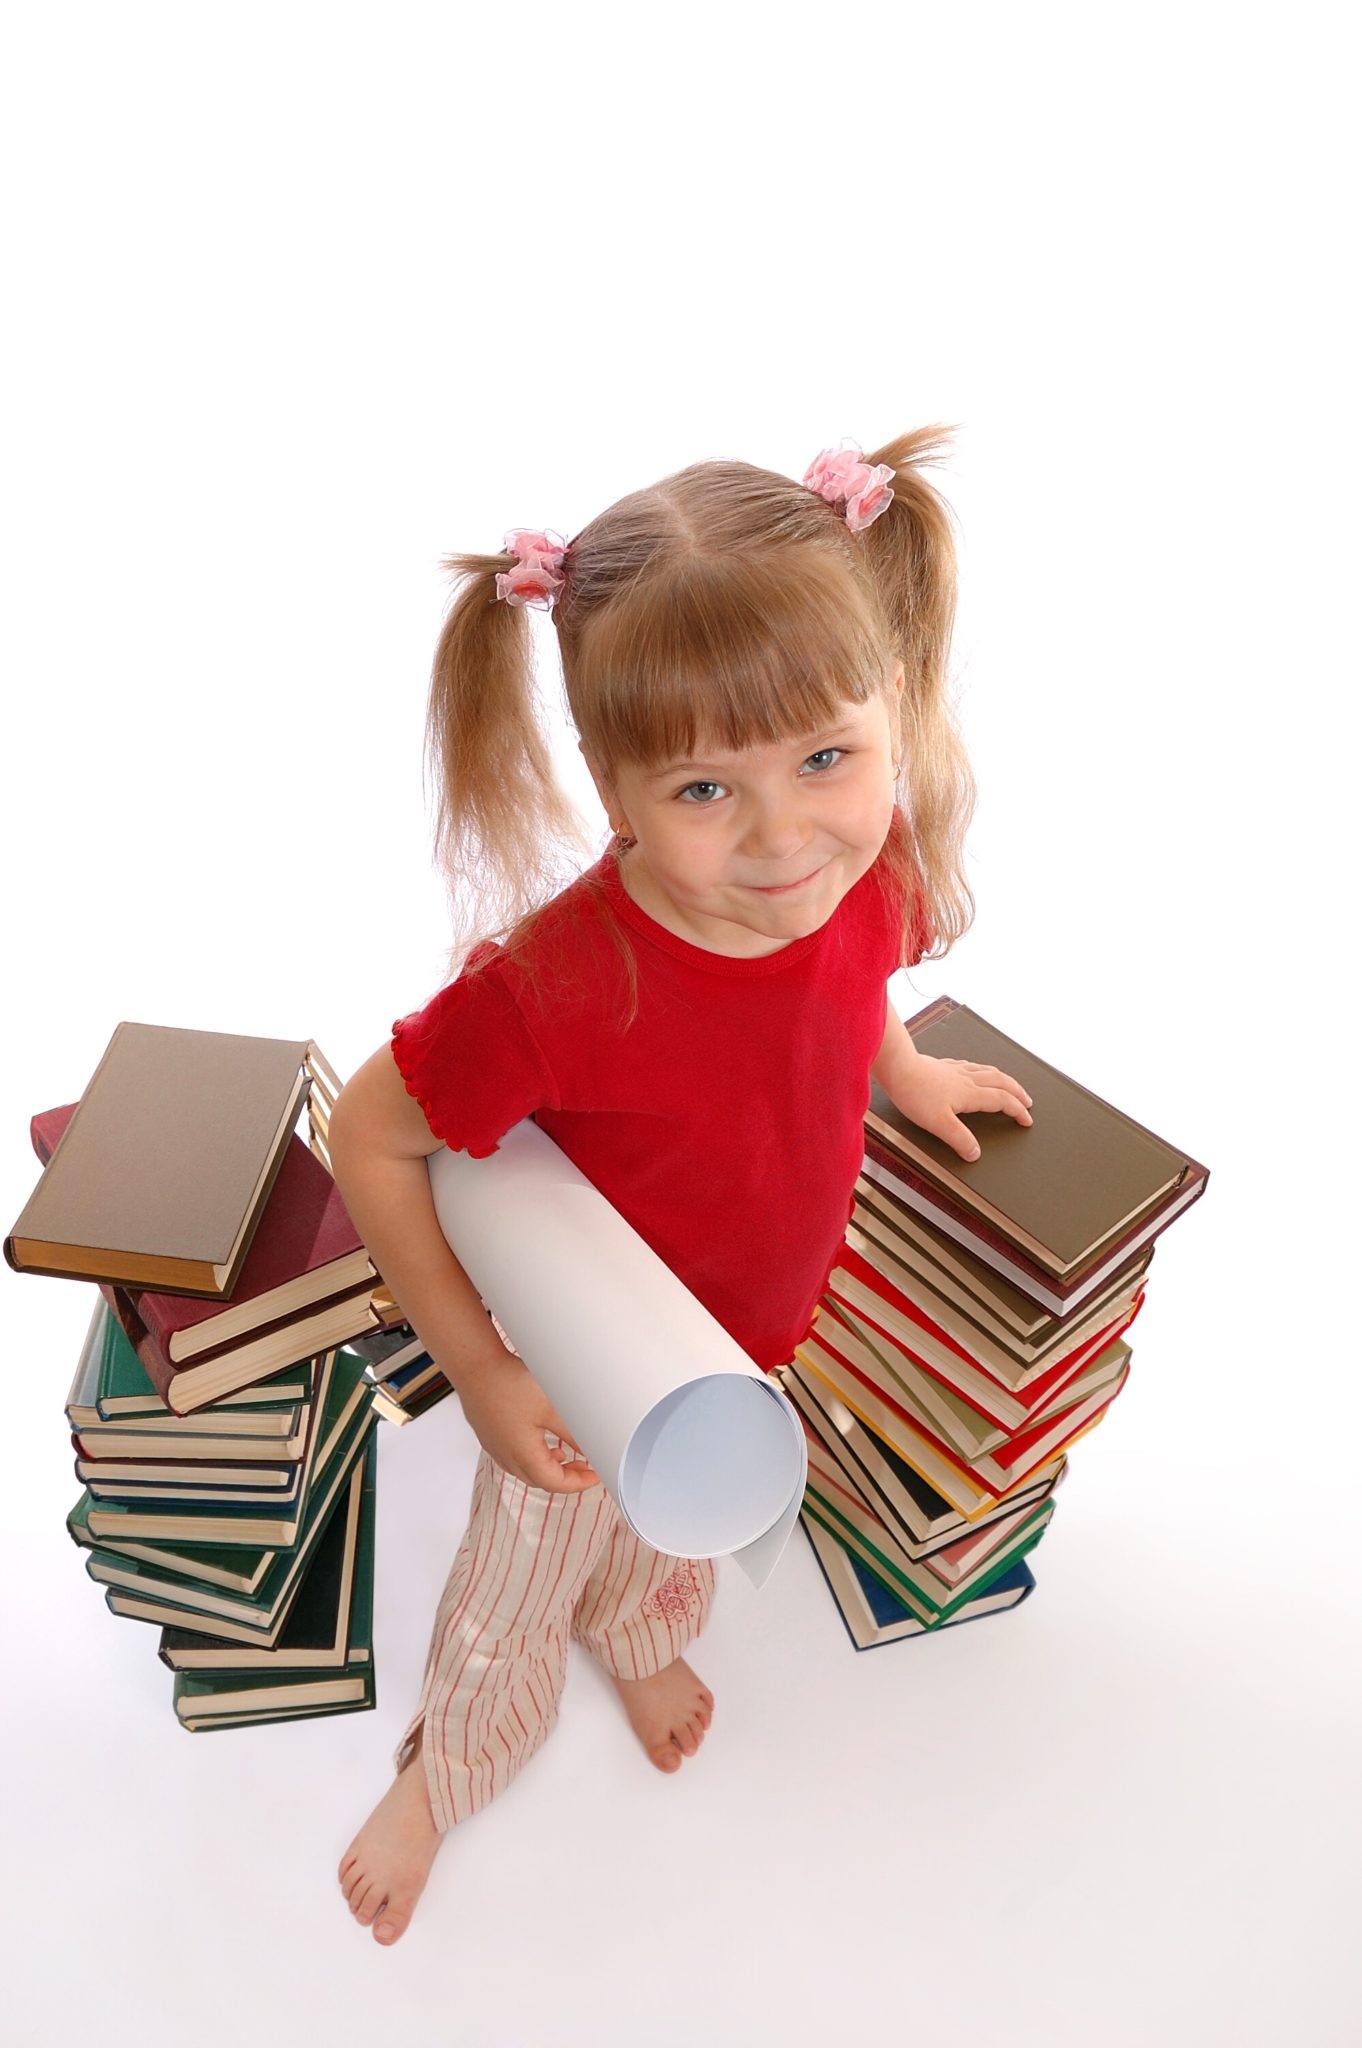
[
  {"xmin": 338, "ymin": 1731, "xmax": 442, "ymax": 1945},
  {"xmin": 609, "ymin": 1656, "xmax": 714, "ymax": 1774}
]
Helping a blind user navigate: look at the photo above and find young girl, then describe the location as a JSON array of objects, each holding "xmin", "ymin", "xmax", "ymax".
[{"xmin": 329, "ymin": 427, "xmax": 1032, "ymax": 1946}]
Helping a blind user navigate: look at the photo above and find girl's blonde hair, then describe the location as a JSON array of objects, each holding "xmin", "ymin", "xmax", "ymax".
[{"xmin": 424, "ymin": 426, "xmax": 976, "ymax": 1018}]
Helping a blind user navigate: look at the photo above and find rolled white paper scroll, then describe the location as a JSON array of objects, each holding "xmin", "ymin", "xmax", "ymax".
[{"xmin": 426, "ymin": 1120, "xmax": 808, "ymax": 1589}]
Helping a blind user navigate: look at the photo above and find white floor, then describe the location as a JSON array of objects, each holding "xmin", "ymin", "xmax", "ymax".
[{"xmin": 6, "ymin": 1197, "xmax": 1359, "ymax": 2048}]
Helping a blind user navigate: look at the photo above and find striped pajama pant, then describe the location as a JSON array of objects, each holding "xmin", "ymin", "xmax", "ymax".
[{"xmin": 394, "ymin": 1436, "xmax": 718, "ymax": 1830}]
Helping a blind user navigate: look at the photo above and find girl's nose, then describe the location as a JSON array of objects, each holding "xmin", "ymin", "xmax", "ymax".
[{"xmin": 741, "ymin": 806, "xmax": 811, "ymax": 864}]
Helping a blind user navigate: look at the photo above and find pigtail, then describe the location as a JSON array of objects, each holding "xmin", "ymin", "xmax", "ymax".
[
  {"xmin": 856, "ymin": 426, "xmax": 977, "ymax": 959},
  {"xmin": 424, "ymin": 547, "xmax": 595, "ymax": 974}
]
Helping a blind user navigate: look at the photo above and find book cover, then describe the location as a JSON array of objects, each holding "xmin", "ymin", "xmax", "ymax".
[
  {"xmin": 172, "ymin": 1665, "xmax": 375, "ymax": 1731},
  {"xmin": 31, "ymin": 1106, "xmax": 375, "ymax": 1364},
  {"xmin": 870, "ymin": 996, "xmax": 1202, "ymax": 1277},
  {"xmin": 7, "ymin": 1024, "xmax": 314, "ymax": 1294}
]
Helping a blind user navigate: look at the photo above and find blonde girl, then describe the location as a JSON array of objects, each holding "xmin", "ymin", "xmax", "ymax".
[{"xmin": 329, "ymin": 427, "xmax": 1032, "ymax": 1945}]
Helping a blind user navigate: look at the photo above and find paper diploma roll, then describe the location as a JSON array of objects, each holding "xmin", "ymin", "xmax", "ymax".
[{"xmin": 426, "ymin": 1120, "xmax": 807, "ymax": 1589}]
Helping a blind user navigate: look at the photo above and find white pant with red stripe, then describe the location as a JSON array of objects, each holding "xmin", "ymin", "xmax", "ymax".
[{"xmin": 395, "ymin": 1441, "xmax": 718, "ymax": 1830}]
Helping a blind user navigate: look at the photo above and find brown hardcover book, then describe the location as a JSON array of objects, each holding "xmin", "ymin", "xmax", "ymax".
[
  {"xmin": 864, "ymin": 998, "xmax": 1208, "ymax": 1313},
  {"xmin": 851, "ymin": 1172, "xmax": 1152, "ymax": 1347},
  {"xmin": 5, "ymin": 1024, "xmax": 316, "ymax": 1295}
]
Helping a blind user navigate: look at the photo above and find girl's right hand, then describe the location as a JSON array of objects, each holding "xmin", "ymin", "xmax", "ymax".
[{"xmin": 455, "ymin": 1350, "xmax": 602, "ymax": 1494}]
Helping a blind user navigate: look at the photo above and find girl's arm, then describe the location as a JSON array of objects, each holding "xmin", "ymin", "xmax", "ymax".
[
  {"xmin": 327, "ymin": 1045, "xmax": 599, "ymax": 1491},
  {"xmin": 870, "ymin": 995, "xmax": 1033, "ymax": 1163}
]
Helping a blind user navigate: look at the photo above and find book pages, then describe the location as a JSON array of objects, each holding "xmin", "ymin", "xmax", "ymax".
[{"xmin": 426, "ymin": 1122, "xmax": 807, "ymax": 1589}]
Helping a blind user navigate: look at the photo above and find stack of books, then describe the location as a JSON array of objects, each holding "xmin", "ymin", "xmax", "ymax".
[
  {"xmin": 350, "ymin": 1323, "xmax": 449, "ymax": 1424},
  {"xmin": 7, "ymin": 1023, "xmax": 388, "ymax": 1729},
  {"xmin": 782, "ymin": 998, "xmax": 1209, "ymax": 1652}
]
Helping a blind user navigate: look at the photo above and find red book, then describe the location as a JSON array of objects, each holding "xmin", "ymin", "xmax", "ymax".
[
  {"xmin": 810, "ymin": 1316, "xmax": 1130, "ymax": 1500},
  {"xmin": 828, "ymin": 1239, "xmax": 1145, "ymax": 1426}
]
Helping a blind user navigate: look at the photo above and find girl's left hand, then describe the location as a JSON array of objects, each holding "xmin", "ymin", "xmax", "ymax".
[{"xmin": 888, "ymin": 1055, "xmax": 1033, "ymax": 1164}]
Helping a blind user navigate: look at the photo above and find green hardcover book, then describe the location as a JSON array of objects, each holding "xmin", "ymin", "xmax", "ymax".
[
  {"xmin": 63, "ymin": 1303, "xmax": 107, "ymax": 1431},
  {"xmin": 171, "ymin": 1672, "xmax": 375, "ymax": 1731},
  {"xmin": 801, "ymin": 1490, "xmax": 1054, "ymax": 1628},
  {"xmin": 67, "ymin": 1493, "xmax": 276, "ymax": 1595},
  {"xmin": 89, "ymin": 1391, "xmax": 377, "ymax": 1644},
  {"xmin": 78, "ymin": 1453, "xmax": 303, "ymax": 1501},
  {"xmin": 84, "ymin": 1299, "xmax": 309, "ymax": 1439},
  {"xmin": 158, "ymin": 1436, "xmax": 375, "ymax": 1672},
  {"xmin": 66, "ymin": 1348, "xmax": 362, "ymax": 1592},
  {"xmin": 79, "ymin": 1349, "xmax": 364, "ymax": 1546},
  {"xmin": 801, "ymin": 1512, "xmax": 1036, "ymax": 1650}
]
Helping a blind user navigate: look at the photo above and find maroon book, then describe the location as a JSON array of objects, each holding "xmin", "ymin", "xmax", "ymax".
[{"xmin": 33, "ymin": 1105, "xmax": 376, "ymax": 1374}]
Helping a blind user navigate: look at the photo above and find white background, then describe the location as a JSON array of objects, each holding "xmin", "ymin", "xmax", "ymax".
[{"xmin": 2, "ymin": 5, "xmax": 1358, "ymax": 2044}]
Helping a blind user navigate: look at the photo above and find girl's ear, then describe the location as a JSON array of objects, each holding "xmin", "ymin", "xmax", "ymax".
[{"xmin": 892, "ymin": 659, "xmax": 906, "ymax": 699}]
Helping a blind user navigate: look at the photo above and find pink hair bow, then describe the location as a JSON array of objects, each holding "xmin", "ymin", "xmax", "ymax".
[
  {"xmin": 802, "ymin": 438, "xmax": 895, "ymax": 533},
  {"xmin": 495, "ymin": 529, "xmax": 568, "ymax": 609}
]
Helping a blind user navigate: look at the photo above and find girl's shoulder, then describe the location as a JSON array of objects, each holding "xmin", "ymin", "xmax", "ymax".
[{"xmin": 477, "ymin": 856, "xmax": 634, "ymax": 1027}]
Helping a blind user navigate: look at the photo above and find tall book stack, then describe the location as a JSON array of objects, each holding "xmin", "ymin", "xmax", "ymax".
[
  {"xmin": 781, "ymin": 998, "xmax": 1209, "ymax": 1652},
  {"xmin": 7, "ymin": 1024, "xmax": 388, "ymax": 1729}
]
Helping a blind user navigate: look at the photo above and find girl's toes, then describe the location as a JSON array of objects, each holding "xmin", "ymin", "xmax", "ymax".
[
  {"xmin": 354, "ymin": 1884, "xmax": 385, "ymax": 1927},
  {"xmin": 343, "ymin": 1867, "xmax": 367, "ymax": 1907},
  {"xmin": 374, "ymin": 1896, "xmax": 417, "ymax": 1945},
  {"xmin": 651, "ymin": 1742, "xmax": 682, "ymax": 1772},
  {"xmin": 673, "ymin": 1723, "xmax": 698, "ymax": 1757}
]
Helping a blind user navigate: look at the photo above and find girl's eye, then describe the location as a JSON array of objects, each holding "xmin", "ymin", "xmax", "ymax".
[{"xmin": 675, "ymin": 741, "xmax": 843, "ymax": 794}]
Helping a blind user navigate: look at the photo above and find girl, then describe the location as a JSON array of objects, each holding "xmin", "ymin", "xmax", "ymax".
[{"xmin": 329, "ymin": 427, "xmax": 1032, "ymax": 1946}]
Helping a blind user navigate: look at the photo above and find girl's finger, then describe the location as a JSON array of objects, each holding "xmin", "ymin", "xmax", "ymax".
[
  {"xmin": 939, "ymin": 1115, "xmax": 982, "ymax": 1162},
  {"xmin": 962, "ymin": 1063, "xmax": 1033, "ymax": 1106},
  {"xmin": 964, "ymin": 1087, "xmax": 1033, "ymax": 1125},
  {"xmin": 943, "ymin": 1059, "xmax": 1033, "ymax": 1108}
]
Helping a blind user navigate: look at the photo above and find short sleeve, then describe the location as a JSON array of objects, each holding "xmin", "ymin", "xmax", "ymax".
[{"xmin": 390, "ymin": 958, "xmax": 559, "ymax": 1158}]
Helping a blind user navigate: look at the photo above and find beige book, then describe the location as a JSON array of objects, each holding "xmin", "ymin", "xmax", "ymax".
[{"xmin": 6, "ymin": 1024, "xmax": 317, "ymax": 1295}]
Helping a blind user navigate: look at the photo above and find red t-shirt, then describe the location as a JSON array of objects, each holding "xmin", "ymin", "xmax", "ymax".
[{"xmin": 391, "ymin": 845, "xmax": 925, "ymax": 1374}]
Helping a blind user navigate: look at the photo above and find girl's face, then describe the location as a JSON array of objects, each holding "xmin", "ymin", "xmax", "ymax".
[{"xmin": 585, "ymin": 671, "xmax": 903, "ymax": 959}]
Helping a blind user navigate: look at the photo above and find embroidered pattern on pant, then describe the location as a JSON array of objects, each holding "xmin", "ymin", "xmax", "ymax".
[{"xmin": 647, "ymin": 1564, "xmax": 703, "ymax": 1625}]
